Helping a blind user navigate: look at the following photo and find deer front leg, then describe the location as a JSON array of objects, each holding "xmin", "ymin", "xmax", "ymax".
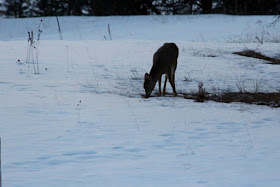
[
  {"xmin": 158, "ymin": 75, "xmax": 162, "ymax": 96},
  {"xmin": 163, "ymin": 74, "xmax": 168, "ymax": 96}
]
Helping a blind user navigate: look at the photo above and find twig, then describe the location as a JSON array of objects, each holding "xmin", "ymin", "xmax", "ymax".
[
  {"xmin": 199, "ymin": 33, "xmax": 206, "ymax": 48},
  {"xmin": 108, "ymin": 24, "xmax": 112, "ymax": 40},
  {"xmin": 77, "ymin": 100, "xmax": 81, "ymax": 123},
  {"xmin": 66, "ymin": 45, "xmax": 69, "ymax": 72},
  {"xmin": 35, "ymin": 23, "xmax": 42, "ymax": 74},
  {"xmin": 269, "ymin": 16, "xmax": 280, "ymax": 27},
  {"xmin": 26, "ymin": 20, "xmax": 42, "ymax": 74},
  {"xmin": 86, "ymin": 48, "xmax": 99, "ymax": 89},
  {"xmin": 124, "ymin": 99, "xmax": 139, "ymax": 131},
  {"xmin": 56, "ymin": 16, "xmax": 63, "ymax": 40}
]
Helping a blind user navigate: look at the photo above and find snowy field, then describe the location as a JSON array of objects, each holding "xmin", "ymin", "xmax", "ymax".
[{"xmin": 1, "ymin": 15, "xmax": 280, "ymax": 186}]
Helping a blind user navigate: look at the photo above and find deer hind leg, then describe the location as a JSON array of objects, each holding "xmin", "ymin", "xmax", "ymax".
[
  {"xmin": 168, "ymin": 68, "xmax": 177, "ymax": 96},
  {"xmin": 158, "ymin": 75, "xmax": 162, "ymax": 96},
  {"xmin": 172, "ymin": 74, "xmax": 177, "ymax": 96},
  {"xmin": 163, "ymin": 74, "xmax": 168, "ymax": 96}
]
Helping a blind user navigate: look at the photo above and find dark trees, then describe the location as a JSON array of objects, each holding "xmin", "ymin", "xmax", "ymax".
[
  {"xmin": 1, "ymin": 0, "xmax": 279, "ymax": 17},
  {"xmin": 4, "ymin": 0, "xmax": 32, "ymax": 17}
]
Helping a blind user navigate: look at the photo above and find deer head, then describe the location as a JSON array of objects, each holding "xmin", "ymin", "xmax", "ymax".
[{"xmin": 143, "ymin": 73, "xmax": 156, "ymax": 98}]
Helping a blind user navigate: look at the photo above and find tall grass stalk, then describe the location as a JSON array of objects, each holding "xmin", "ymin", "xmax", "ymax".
[{"xmin": 26, "ymin": 20, "xmax": 43, "ymax": 75}]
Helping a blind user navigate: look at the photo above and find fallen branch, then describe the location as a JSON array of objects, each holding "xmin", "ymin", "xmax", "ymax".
[{"xmin": 233, "ymin": 50, "xmax": 280, "ymax": 65}]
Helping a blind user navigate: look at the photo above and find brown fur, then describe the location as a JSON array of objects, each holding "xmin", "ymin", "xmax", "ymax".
[{"xmin": 144, "ymin": 43, "xmax": 179, "ymax": 97}]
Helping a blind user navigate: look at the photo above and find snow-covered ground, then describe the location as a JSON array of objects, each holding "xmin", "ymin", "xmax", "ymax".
[{"xmin": 0, "ymin": 15, "xmax": 280, "ymax": 186}]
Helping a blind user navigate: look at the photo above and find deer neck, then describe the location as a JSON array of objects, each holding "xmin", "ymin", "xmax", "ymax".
[{"xmin": 150, "ymin": 65, "xmax": 162, "ymax": 81}]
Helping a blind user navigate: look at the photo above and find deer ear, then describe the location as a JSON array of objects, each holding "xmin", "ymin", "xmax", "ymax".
[{"xmin": 144, "ymin": 73, "xmax": 149, "ymax": 79}]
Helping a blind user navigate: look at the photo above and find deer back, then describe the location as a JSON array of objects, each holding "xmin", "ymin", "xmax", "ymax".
[{"xmin": 150, "ymin": 43, "xmax": 179, "ymax": 78}]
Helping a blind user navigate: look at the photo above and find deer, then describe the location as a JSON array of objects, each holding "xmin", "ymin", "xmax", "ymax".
[{"xmin": 143, "ymin": 43, "xmax": 179, "ymax": 98}]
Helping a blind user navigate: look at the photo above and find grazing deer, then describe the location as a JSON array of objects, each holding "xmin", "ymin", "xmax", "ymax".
[{"xmin": 144, "ymin": 43, "xmax": 179, "ymax": 98}]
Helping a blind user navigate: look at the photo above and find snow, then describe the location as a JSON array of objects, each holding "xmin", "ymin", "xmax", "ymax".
[
  {"xmin": 0, "ymin": 15, "xmax": 280, "ymax": 186},
  {"xmin": 0, "ymin": 15, "xmax": 279, "ymax": 42}
]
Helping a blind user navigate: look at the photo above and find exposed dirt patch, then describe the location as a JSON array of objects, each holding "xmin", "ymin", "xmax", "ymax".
[
  {"xmin": 142, "ymin": 91, "xmax": 280, "ymax": 107},
  {"xmin": 233, "ymin": 50, "xmax": 280, "ymax": 65}
]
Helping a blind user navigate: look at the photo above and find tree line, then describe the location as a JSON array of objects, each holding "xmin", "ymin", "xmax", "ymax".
[{"xmin": 0, "ymin": 0, "xmax": 279, "ymax": 18}]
